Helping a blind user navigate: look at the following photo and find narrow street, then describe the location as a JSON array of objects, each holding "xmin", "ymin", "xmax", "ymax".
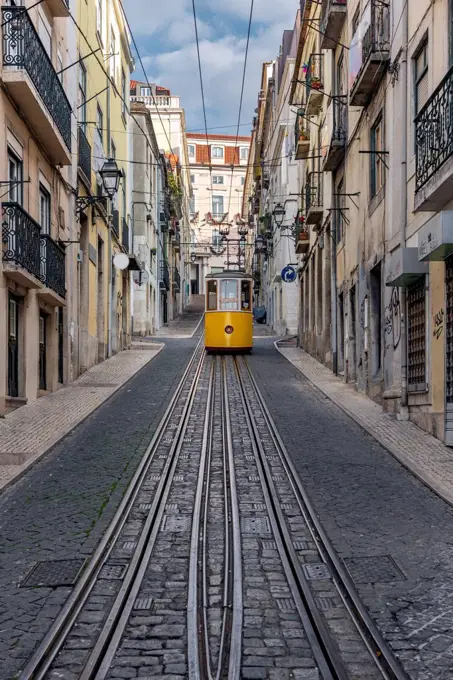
[{"xmin": 0, "ymin": 323, "xmax": 453, "ymax": 680}]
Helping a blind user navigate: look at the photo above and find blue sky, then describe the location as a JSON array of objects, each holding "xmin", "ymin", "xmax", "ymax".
[{"xmin": 122, "ymin": 0, "xmax": 298, "ymax": 135}]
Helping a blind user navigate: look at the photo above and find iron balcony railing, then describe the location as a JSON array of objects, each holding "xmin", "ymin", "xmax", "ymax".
[
  {"xmin": 332, "ymin": 98, "xmax": 347, "ymax": 143},
  {"xmin": 415, "ymin": 64, "xmax": 453, "ymax": 191},
  {"xmin": 78, "ymin": 127, "xmax": 91, "ymax": 181},
  {"xmin": 112, "ymin": 209, "xmax": 120, "ymax": 238},
  {"xmin": 2, "ymin": 202, "xmax": 41, "ymax": 280},
  {"xmin": 306, "ymin": 53, "xmax": 324, "ymax": 102},
  {"xmin": 360, "ymin": 0, "xmax": 390, "ymax": 71},
  {"xmin": 2, "ymin": 6, "xmax": 72, "ymax": 151},
  {"xmin": 40, "ymin": 234, "xmax": 66, "ymax": 298},
  {"xmin": 2, "ymin": 202, "xmax": 65, "ymax": 297},
  {"xmin": 122, "ymin": 218, "xmax": 129, "ymax": 252},
  {"xmin": 173, "ymin": 266, "xmax": 181, "ymax": 290},
  {"xmin": 160, "ymin": 260, "xmax": 170, "ymax": 290},
  {"xmin": 305, "ymin": 172, "xmax": 323, "ymax": 213}
]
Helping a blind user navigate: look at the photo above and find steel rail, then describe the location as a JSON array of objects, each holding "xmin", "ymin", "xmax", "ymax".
[
  {"xmin": 232, "ymin": 355, "xmax": 342, "ymax": 680},
  {"xmin": 239, "ymin": 356, "xmax": 410, "ymax": 680},
  {"xmin": 20, "ymin": 337, "xmax": 205, "ymax": 680}
]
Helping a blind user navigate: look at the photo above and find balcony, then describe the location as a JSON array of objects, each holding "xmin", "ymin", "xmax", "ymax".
[
  {"xmin": 320, "ymin": 0, "xmax": 347, "ymax": 50},
  {"xmin": 39, "ymin": 234, "xmax": 66, "ymax": 301},
  {"xmin": 46, "ymin": 0, "xmax": 70, "ymax": 18},
  {"xmin": 305, "ymin": 172, "xmax": 323, "ymax": 226},
  {"xmin": 160, "ymin": 261, "xmax": 170, "ymax": 290},
  {"xmin": 295, "ymin": 111, "xmax": 310, "ymax": 160},
  {"xmin": 295, "ymin": 222, "xmax": 310, "ymax": 254},
  {"xmin": 78, "ymin": 128, "xmax": 91, "ymax": 184},
  {"xmin": 172, "ymin": 230, "xmax": 181, "ymax": 252},
  {"xmin": 414, "ymin": 65, "xmax": 453, "ymax": 212},
  {"xmin": 2, "ymin": 7, "xmax": 72, "ymax": 165},
  {"xmin": 173, "ymin": 266, "xmax": 181, "ymax": 291},
  {"xmin": 122, "ymin": 218, "xmax": 129, "ymax": 252},
  {"xmin": 2, "ymin": 202, "xmax": 65, "ymax": 300},
  {"xmin": 306, "ymin": 54, "xmax": 324, "ymax": 116},
  {"xmin": 322, "ymin": 99, "xmax": 347, "ymax": 171},
  {"xmin": 349, "ymin": 0, "xmax": 390, "ymax": 106}
]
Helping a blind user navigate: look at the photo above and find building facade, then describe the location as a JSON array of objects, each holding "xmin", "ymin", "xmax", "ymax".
[
  {"xmin": 187, "ymin": 132, "xmax": 251, "ymax": 289},
  {"xmin": 131, "ymin": 80, "xmax": 191, "ymax": 318},
  {"xmin": 0, "ymin": 0, "xmax": 74, "ymax": 413}
]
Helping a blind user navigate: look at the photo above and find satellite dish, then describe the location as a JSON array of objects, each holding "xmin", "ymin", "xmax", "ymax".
[{"xmin": 113, "ymin": 253, "xmax": 129, "ymax": 270}]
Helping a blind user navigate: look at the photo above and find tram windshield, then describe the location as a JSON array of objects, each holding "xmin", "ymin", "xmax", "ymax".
[
  {"xmin": 207, "ymin": 280, "xmax": 217, "ymax": 310},
  {"xmin": 219, "ymin": 280, "xmax": 238, "ymax": 310}
]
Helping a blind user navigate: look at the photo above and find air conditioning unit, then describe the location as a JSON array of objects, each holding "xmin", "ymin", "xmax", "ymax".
[{"xmin": 77, "ymin": 250, "xmax": 83, "ymax": 263}]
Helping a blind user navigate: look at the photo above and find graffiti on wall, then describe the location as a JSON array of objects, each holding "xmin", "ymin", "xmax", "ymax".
[
  {"xmin": 384, "ymin": 287, "xmax": 401, "ymax": 350},
  {"xmin": 433, "ymin": 309, "xmax": 444, "ymax": 339}
]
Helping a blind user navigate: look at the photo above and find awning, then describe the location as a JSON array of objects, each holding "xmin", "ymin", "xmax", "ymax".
[
  {"xmin": 418, "ymin": 211, "xmax": 453, "ymax": 261},
  {"xmin": 127, "ymin": 254, "xmax": 141, "ymax": 271},
  {"xmin": 386, "ymin": 248, "xmax": 427, "ymax": 287}
]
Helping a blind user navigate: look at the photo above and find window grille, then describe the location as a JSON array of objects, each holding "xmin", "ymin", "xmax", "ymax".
[{"xmin": 407, "ymin": 278, "xmax": 426, "ymax": 392}]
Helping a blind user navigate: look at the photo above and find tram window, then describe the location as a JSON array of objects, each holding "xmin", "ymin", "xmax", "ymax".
[
  {"xmin": 207, "ymin": 280, "xmax": 217, "ymax": 310},
  {"xmin": 241, "ymin": 280, "xmax": 251, "ymax": 310},
  {"xmin": 219, "ymin": 280, "xmax": 238, "ymax": 310}
]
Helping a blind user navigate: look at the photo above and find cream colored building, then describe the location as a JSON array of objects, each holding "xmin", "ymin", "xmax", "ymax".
[
  {"xmin": 186, "ymin": 132, "xmax": 251, "ymax": 291},
  {"xmin": 0, "ymin": 0, "xmax": 74, "ymax": 413}
]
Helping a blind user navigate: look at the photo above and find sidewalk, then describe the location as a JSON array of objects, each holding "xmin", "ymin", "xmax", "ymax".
[
  {"xmin": 154, "ymin": 295, "xmax": 204, "ymax": 338},
  {"xmin": 0, "ymin": 343, "xmax": 163, "ymax": 492},
  {"xmin": 277, "ymin": 343, "xmax": 453, "ymax": 508}
]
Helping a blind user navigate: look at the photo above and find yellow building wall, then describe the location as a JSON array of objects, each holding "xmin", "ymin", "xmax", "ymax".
[{"xmin": 430, "ymin": 262, "xmax": 445, "ymax": 415}]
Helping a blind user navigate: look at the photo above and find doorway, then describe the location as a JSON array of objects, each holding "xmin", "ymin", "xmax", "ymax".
[
  {"xmin": 39, "ymin": 311, "xmax": 47, "ymax": 390},
  {"xmin": 8, "ymin": 294, "xmax": 19, "ymax": 397}
]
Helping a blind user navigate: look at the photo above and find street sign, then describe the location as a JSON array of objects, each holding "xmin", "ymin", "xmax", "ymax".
[{"xmin": 281, "ymin": 265, "xmax": 297, "ymax": 283}]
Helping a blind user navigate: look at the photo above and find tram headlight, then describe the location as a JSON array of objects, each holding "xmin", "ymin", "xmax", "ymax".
[{"xmin": 225, "ymin": 325, "xmax": 234, "ymax": 334}]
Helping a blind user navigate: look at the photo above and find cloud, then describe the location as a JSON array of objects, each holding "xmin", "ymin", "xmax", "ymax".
[{"xmin": 123, "ymin": 0, "xmax": 299, "ymax": 132}]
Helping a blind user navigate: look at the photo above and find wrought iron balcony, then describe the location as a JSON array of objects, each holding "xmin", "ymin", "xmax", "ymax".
[
  {"xmin": 2, "ymin": 202, "xmax": 41, "ymax": 283},
  {"xmin": 173, "ymin": 266, "xmax": 181, "ymax": 290},
  {"xmin": 320, "ymin": 0, "xmax": 347, "ymax": 50},
  {"xmin": 78, "ymin": 127, "xmax": 91, "ymax": 183},
  {"xmin": 295, "ymin": 221, "xmax": 310, "ymax": 254},
  {"xmin": 160, "ymin": 260, "xmax": 170, "ymax": 291},
  {"xmin": 415, "ymin": 64, "xmax": 453, "ymax": 210},
  {"xmin": 305, "ymin": 172, "xmax": 323, "ymax": 226},
  {"xmin": 40, "ymin": 234, "xmax": 66, "ymax": 299},
  {"xmin": 122, "ymin": 218, "xmax": 129, "ymax": 252},
  {"xmin": 295, "ymin": 111, "xmax": 310, "ymax": 160},
  {"xmin": 112, "ymin": 210, "xmax": 120, "ymax": 238},
  {"xmin": 323, "ymin": 99, "xmax": 347, "ymax": 171},
  {"xmin": 2, "ymin": 7, "xmax": 72, "ymax": 164},
  {"xmin": 306, "ymin": 54, "xmax": 324, "ymax": 116},
  {"xmin": 349, "ymin": 0, "xmax": 390, "ymax": 106}
]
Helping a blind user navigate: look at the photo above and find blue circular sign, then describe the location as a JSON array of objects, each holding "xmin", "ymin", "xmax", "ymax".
[{"xmin": 281, "ymin": 265, "xmax": 297, "ymax": 283}]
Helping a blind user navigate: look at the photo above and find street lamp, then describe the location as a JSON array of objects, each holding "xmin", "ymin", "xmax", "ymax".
[
  {"xmin": 272, "ymin": 203, "xmax": 286, "ymax": 227},
  {"xmin": 237, "ymin": 223, "xmax": 249, "ymax": 237},
  {"xmin": 219, "ymin": 224, "xmax": 230, "ymax": 237},
  {"xmin": 76, "ymin": 158, "xmax": 122, "ymax": 215},
  {"xmin": 255, "ymin": 234, "xmax": 267, "ymax": 254}
]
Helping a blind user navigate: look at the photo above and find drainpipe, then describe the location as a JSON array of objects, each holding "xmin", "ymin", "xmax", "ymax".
[
  {"xmin": 400, "ymin": 2, "xmax": 409, "ymax": 411},
  {"xmin": 331, "ymin": 222, "xmax": 338, "ymax": 375}
]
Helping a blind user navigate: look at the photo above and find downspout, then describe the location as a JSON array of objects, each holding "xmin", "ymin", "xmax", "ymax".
[
  {"xmin": 400, "ymin": 2, "xmax": 409, "ymax": 410},
  {"xmin": 331, "ymin": 220, "xmax": 338, "ymax": 375}
]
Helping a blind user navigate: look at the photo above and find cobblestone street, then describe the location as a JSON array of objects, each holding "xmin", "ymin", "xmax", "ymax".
[{"xmin": 2, "ymin": 334, "xmax": 453, "ymax": 678}]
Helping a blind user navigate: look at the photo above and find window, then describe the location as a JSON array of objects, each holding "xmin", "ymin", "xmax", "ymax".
[
  {"xmin": 241, "ymin": 176, "xmax": 245, "ymax": 186},
  {"xmin": 38, "ymin": 13, "xmax": 51, "ymax": 57},
  {"xmin": 207, "ymin": 280, "xmax": 217, "ymax": 310},
  {"xmin": 241, "ymin": 280, "xmax": 251, "ymax": 310},
  {"xmin": 370, "ymin": 263, "xmax": 382, "ymax": 377},
  {"xmin": 189, "ymin": 196, "xmax": 196, "ymax": 215},
  {"xmin": 110, "ymin": 29, "xmax": 116, "ymax": 80},
  {"xmin": 219, "ymin": 279, "xmax": 238, "ymax": 310},
  {"xmin": 190, "ymin": 174, "xmax": 195, "ymax": 184},
  {"xmin": 111, "ymin": 139, "xmax": 116, "ymax": 159},
  {"xmin": 370, "ymin": 114, "xmax": 384, "ymax": 198},
  {"xmin": 335, "ymin": 179, "xmax": 345, "ymax": 242},
  {"xmin": 213, "ymin": 175, "xmax": 224, "ymax": 184},
  {"xmin": 351, "ymin": 6, "xmax": 360, "ymax": 37},
  {"xmin": 122, "ymin": 69, "xmax": 127, "ymax": 118},
  {"xmin": 141, "ymin": 86, "xmax": 151, "ymax": 97},
  {"xmin": 212, "ymin": 228, "xmax": 220, "ymax": 247},
  {"xmin": 211, "ymin": 146, "xmax": 224, "ymax": 159},
  {"xmin": 407, "ymin": 278, "xmax": 426, "ymax": 391},
  {"xmin": 240, "ymin": 147, "xmax": 248, "ymax": 160},
  {"xmin": 57, "ymin": 50, "xmax": 63, "ymax": 84},
  {"xmin": 78, "ymin": 61, "xmax": 87, "ymax": 131},
  {"xmin": 212, "ymin": 195, "xmax": 224, "ymax": 216},
  {"xmin": 39, "ymin": 184, "xmax": 51, "ymax": 235},
  {"xmin": 97, "ymin": 105, "xmax": 104, "ymax": 143},
  {"xmin": 188, "ymin": 144, "xmax": 195, "ymax": 157},
  {"xmin": 8, "ymin": 150, "xmax": 23, "ymax": 205},
  {"xmin": 96, "ymin": 0, "xmax": 103, "ymax": 39},
  {"xmin": 414, "ymin": 41, "xmax": 428, "ymax": 115}
]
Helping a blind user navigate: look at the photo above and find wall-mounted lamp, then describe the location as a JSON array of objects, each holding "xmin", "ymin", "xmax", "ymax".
[{"xmin": 75, "ymin": 158, "xmax": 122, "ymax": 215}]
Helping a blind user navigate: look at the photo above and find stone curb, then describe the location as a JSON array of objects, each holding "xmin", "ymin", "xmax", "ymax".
[{"xmin": 275, "ymin": 342, "xmax": 453, "ymax": 510}]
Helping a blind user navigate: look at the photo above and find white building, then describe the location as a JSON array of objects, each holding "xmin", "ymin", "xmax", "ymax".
[{"xmin": 186, "ymin": 133, "xmax": 251, "ymax": 293}]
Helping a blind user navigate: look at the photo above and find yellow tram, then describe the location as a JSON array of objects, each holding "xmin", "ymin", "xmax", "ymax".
[{"xmin": 205, "ymin": 271, "xmax": 253, "ymax": 353}]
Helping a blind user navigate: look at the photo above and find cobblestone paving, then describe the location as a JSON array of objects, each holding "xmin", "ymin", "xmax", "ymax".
[
  {"xmin": 0, "ymin": 347, "xmax": 163, "ymax": 489},
  {"xmin": 249, "ymin": 341, "xmax": 453, "ymax": 680},
  {"xmin": 0, "ymin": 338, "xmax": 197, "ymax": 679},
  {"xmin": 154, "ymin": 297, "xmax": 204, "ymax": 338}
]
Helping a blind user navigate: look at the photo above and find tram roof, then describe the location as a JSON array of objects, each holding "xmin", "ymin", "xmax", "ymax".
[{"xmin": 205, "ymin": 271, "xmax": 252, "ymax": 280}]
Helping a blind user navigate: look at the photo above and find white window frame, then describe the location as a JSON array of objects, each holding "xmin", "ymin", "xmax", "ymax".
[
  {"xmin": 212, "ymin": 195, "xmax": 224, "ymax": 216},
  {"xmin": 188, "ymin": 144, "xmax": 195, "ymax": 158},
  {"xmin": 96, "ymin": 0, "xmax": 103, "ymax": 41},
  {"xmin": 190, "ymin": 174, "xmax": 195, "ymax": 184},
  {"xmin": 211, "ymin": 146, "xmax": 224, "ymax": 159},
  {"xmin": 39, "ymin": 183, "xmax": 51, "ymax": 235},
  {"xmin": 212, "ymin": 175, "xmax": 224, "ymax": 185},
  {"xmin": 8, "ymin": 149, "xmax": 23, "ymax": 205},
  {"xmin": 240, "ymin": 147, "xmax": 248, "ymax": 160}
]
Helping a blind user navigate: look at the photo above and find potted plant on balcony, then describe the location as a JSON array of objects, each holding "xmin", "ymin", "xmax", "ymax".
[
  {"xmin": 311, "ymin": 76, "xmax": 323, "ymax": 90},
  {"xmin": 298, "ymin": 129, "xmax": 309, "ymax": 142}
]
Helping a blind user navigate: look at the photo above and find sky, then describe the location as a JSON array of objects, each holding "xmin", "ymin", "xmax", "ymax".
[{"xmin": 122, "ymin": 0, "xmax": 299, "ymax": 136}]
